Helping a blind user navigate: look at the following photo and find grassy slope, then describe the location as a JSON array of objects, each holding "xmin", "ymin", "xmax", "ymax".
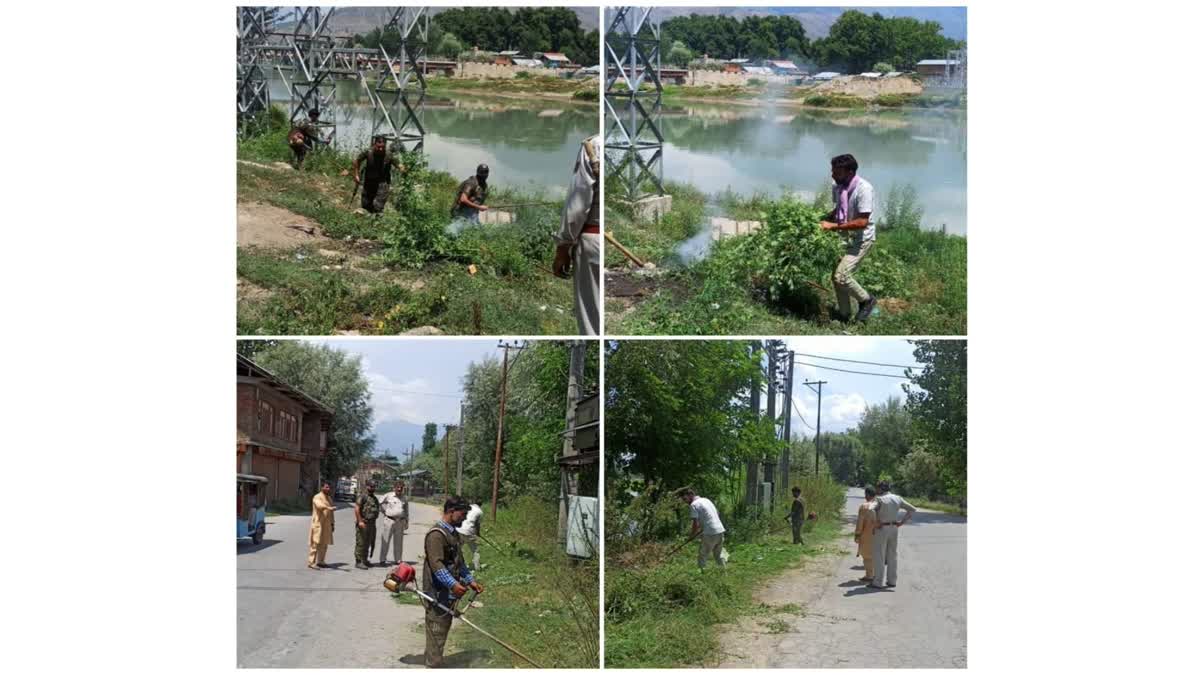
[
  {"xmin": 402, "ymin": 498, "xmax": 599, "ymax": 668},
  {"xmin": 604, "ymin": 484, "xmax": 846, "ymax": 668},
  {"xmin": 606, "ymin": 184, "xmax": 966, "ymax": 336},
  {"xmin": 236, "ymin": 141, "xmax": 576, "ymax": 336}
]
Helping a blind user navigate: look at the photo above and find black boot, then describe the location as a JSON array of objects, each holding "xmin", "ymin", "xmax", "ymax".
[{"xmin": 855, "ymin": 296, "xmax": 877, "ymax": 322}]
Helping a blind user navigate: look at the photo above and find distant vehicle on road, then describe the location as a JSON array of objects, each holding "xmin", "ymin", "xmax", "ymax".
[
  {"xmin": 237, "ymin": 473, "xmax": 269, "ymax": 544},
  {"xmin": 335, "ymin": 478, "xmax": 355, "ymax": 501}
]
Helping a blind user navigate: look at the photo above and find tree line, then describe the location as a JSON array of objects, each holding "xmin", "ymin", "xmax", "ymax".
[
  {"xmin": 355, "ymin": 7, "xmax": 600, "ymax": 66},
  {"xmin": 656, "ymin": 10, "xmax": 963, "ymax": 72}
]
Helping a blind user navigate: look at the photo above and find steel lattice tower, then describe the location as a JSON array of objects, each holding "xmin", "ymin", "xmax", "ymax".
[
  {"xmin": 236, "ymin": 7, "xmax": 276, "ymax": 135},
  {"xmin": 604, "ymin": 6, "xmax": 665, "ymax": 200},
  {"xmin": 365, "ymin": 7, "xmax": 429, "ymax": 152}
]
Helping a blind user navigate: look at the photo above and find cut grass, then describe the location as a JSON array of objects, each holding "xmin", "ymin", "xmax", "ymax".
[
  {"xmin": 909, "ymin": 498, "xmax": 967, "ymax": 517},
  {"xmin": 604, "ymin": 518, "xmax": 842, "ymax": 668}
]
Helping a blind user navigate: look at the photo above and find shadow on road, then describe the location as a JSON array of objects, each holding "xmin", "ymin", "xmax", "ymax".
[
  {"xmin": 844, "ymin": 585, "xmax": 893, "ymax": 597},
  {"xmin": 904, "ymin": 511, "xmax": 966, "ymax": 527},
  {"xmin": 399, "ymin": 649, "xmax": 491, "ymax": 668},
  {"xmin": 838, "ymin": 579, "xmax": 868, "ymax": 588},
  {"xmin": 237, "ymin": 539, "xmax": 283, "ymax": 554}
]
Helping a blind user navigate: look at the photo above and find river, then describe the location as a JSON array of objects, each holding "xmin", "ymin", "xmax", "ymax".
[
  {"xmin": 268, "ymin": 77, "xmax": 599, "ymax": 195},
  {"xmin": 659, "ymin": 102, "xmax": 967, "ymax": 235}
]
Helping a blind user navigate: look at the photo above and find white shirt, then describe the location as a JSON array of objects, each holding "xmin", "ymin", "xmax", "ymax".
[
  {"xmin": 689, "ymin": 497, "xmax": 725, "ymax": 536},
  {"xmin": 380, "ymin": 492, "xmax": 408, "ymax": 520},
  {"xmin": 831, "ymin": 177, "xmax": 876, "ymax": 245},
  {"xmin": 457, "ymin": 504, "xmax": 483, "ymax": 537}
]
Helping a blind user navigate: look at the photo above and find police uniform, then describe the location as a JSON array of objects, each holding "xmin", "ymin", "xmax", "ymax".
[
  {"xmin": 554, "ymin": 135, "xmax": 601, "ymax": 335},
  {"xmin": 871, "ymin": 491, "xmax": 916, "ymax": 587},
  {"xmin": 452, "ymin": 175, "xmax": 487, "ymax": 222},
  {"xmin": 355, "ymin": 148, "xmax": 403, "ymax": 214},
  {"xmin": 289, "ymin": 118, "xmax": 321, "ymax": 169},
  {"xmin": 422, "ymin": 521, "xmax": 475, "ymax": 667},
  {"xmin": 354, "ymin": 492, "xmax": 380, "ymax": 565}
]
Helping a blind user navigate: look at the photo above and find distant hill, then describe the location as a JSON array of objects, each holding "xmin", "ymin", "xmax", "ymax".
[
  {"xmin": 371, "ymin": 419, "xmax": 428, "ymax": 458},
  {"xmin": 275, "ymin": 6, "xmax": 600, "ymax": 36},
  {"xmin": 641, "ymin": 6, "xmax": 966, "ymax": 41}
]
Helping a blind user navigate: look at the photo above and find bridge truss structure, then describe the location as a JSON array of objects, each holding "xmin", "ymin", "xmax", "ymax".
[
  {"xmin": 235, "ymin": 6, "xmax": 428, "ymax": 151},
  {"xmin": 604, "ymin": 6, "xmax": 665, "ymax": 200}
]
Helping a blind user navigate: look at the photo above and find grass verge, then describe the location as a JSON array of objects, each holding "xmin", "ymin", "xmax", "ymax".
[
  {"xmin": 605, "ymin": 481, "xmax": 846, "ymax": 668},
  {"xmin": 909, "ymin": 498, "xmax": 967, "ymax": 517},
  {"xmin": 434, "ymin": 497, "xmax": 599, "ymax": 668}
]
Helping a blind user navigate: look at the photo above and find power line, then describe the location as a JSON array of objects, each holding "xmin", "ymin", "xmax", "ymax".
[
  {"xmin": 792, "ymin": 352, "xmax": 924, "ymax": 370},
  {"xmin": 793, "ymin": 360, "xmax": 915, "ymax": 380},
  {"xmin": 788, "ymin": 394, "xmax": 816, "ymax": 431},
  {"xmin": 370, "ymin": 385, "xmax": 464, "ymax": 398}
]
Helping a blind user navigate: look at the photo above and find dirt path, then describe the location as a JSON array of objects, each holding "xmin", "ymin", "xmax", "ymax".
[
  {"xmin": 237, "ymin": 200, "xmax": 330, "ymax": 248},
  {"xmin": 716, "ymin": 487, "xmax": 967, "ymax": 668}
]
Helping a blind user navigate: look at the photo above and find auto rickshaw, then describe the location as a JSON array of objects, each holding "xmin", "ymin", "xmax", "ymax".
[{"xmin": 237, "ymin": 473, "xmax": 269, "ymax": 544}]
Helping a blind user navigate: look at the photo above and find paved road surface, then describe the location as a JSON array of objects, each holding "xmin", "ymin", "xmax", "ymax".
[
  {"xmin": 237, "ymin": 498, "xmax": 443, "ymax": 668},
  {"xmin": 719, "ymin": 487, "xmax": 966, "ymax": 668}
]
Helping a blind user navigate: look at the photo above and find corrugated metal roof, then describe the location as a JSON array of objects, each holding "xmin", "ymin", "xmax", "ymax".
[
  {"xmin": 917, "ymin": 59, "xmax": 960, "ymax": 66},
  {"xmin": 859, "ymin": 72, "xmax": 882, "ymax": 78},
  {"xmin": 813, "ymin": 72, "xmax": 841, "ymax": 79},
  {"xmin": 743, "ymin": 66, "xmax": 772, "ymax": 75},
  {"xmin": 513, "ymin": 59, "xmax": 543, "ymax": 68},
  {"xmin": 499, "ymin": 50, "xmax": 521, "ymax": 56},
  {"xmin": 729, "ymin": 58, "xmax": 750, "ymax": 64},
  {"xmin": 768, "ymin": 60, "xmax": 799, "ymax": 69},
  {"xmin": 541, "ymin": 52, "xmax": 570, "ymax": 62}
]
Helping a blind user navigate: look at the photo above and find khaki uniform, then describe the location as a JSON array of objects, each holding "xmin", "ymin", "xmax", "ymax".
[
  {"xmin": 422, "ymin": 524, "xmax": 470, "ymax": 668},
  {"xmin": 452, "ymin": 176, "xmax": 487, "ymax": 222},
  {"xmin": 307, "ymin": 492, "xmax": 335, "ymax": 567},
  {"xmin": 355, "ymin": 149, "xmax": 403, "ymax": 214},
  {"xmin": 354, "ymin": 493, "xmax": 380, "ymax": 564},
  {"xmin": 855, "ymin": 499, "xmax": 878, "ymax": 579},
  {"xmin": 871, "ymin": 492, "xmax": 916, "ymax": 586},
  {"xmin": 555, "ymin": 135, "xmax": 601, "ymax": 335},
  {"xmin": 378, "ymin": 492, "xmax": 409, "ymax": 564}
]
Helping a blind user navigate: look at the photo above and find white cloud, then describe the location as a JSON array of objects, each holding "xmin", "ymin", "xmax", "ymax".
[
  {"xmin": 828, "ymin": 392, "xmax": 868, "ymax": 425},
  {"xmin": 365, "ymin": 371, "xmax": 460, "ymax": 428}
]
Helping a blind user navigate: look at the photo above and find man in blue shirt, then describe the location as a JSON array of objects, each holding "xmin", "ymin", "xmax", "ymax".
[{"xmin": 421, "ymin": 496, "xmax": 484, "ymax": 667}]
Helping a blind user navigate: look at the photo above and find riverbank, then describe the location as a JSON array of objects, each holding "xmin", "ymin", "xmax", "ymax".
[
  {"xmin": 236, "ymin": 111, "xmax": 576, "ymax": 336},
  {"xmin": 428, "ymin": 73, "xmax": 598, "ymax": 101},
  {"xmin": 604, "ymin": 182, "xmax": 966, "ymax": 336},
  {"xmin": 661, "ymin": 84, "xmax": 965, "ymax": 111}
]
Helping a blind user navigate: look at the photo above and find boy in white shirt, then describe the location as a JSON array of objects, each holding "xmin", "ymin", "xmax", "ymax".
[{"xmin": 456, "ymin": 499, "xmax": 484, "ymax": 570}]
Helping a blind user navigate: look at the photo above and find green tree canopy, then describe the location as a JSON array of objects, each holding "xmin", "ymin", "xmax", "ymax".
[
  {"xmin": 422, "ymin": 422, "xmax": 438, "ymax": 453},
  {"xmin": 250, "ymin": 342, "xmax": 375, "ymax": 482},
  {"xmin": 904, "ymin": 340, "xmax": 967, "ymax": 497}
]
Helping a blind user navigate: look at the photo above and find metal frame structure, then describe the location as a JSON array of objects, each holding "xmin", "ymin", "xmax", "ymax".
[
  {"xmin": 604, "ymin": 6, "xmax": 665, "ymax": 201},
  {"xmin": 365, "ymin": 7, "xmax": 430, "ymax": 152},
  {"xmin": 239, "ymin": 7, "xmax": 430, "ymax": 152},
  {"xmin": 236, "ymin": 7, "xmax": 277, "ymax": 134}
]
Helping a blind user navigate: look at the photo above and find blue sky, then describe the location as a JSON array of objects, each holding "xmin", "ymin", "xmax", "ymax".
[{"xmin": 780, "ymin": 337, "xmax": 929, "ymax": 437}]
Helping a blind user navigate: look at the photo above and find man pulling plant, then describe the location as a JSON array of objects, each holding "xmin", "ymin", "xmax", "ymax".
[
  {"xmin": 820, "ymin": 153, "xmax": 878, "ymax": 322},
  {"xmin": 288, "ymin": 108, "xmax": 328, "ymax": 170},
  {"xmin": 351, "ymin": 135, "xmax": 406, "ymax": 214},
  {"xmin": 452, "ymin": 164, "xmax": 490, "ymax": 222}
]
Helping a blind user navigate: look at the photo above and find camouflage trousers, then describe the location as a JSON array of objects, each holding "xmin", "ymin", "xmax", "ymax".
[
  {"xmin": 290, "ymin": 143, "xmax": 309, "ymax": 169},
  {"xmin": 423, "ymin": 601, "xmax": 454, "ymax": 667},
  {"xmin": 354, "ymin": 520, "xmax": 377, "ymax": 563},
  {"xmin": 361, "ymin": 181, "xmax": 391, "ymax": 214}
]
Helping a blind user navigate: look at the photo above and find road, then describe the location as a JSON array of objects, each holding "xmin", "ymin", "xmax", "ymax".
[
  {"xmin": 718, "ymin": 487, "xmax": 966, "ymax": 668},
  {"xmin": 237, "ymin": 498, "xmax": 444, "ymax": 668}
]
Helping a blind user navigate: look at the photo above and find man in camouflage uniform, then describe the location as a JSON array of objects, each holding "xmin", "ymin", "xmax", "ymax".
[
  {"xmin": 352, "ymin": 135, "xmax": 405, "ymax": 214},
  {"xmin": 288, "ymin": 108, "xmax": 327, "ymax": 170},
  {"xmin": 423, "ymin": 496, "xmax": 483, "ymax": 668},
  {"xmin": 553, "ymin": 135, "xmax": 601, "ymax": 335},
  {"xmin": 353, "ymin": 481, "xmax": 381, "ymax": 569},
  {"xmin": 451, "ymin": 164, "xmax": 489, "ymax": 222}
]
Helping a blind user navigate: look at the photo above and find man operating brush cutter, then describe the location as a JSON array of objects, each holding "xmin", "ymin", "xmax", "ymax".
[
  {"xmin": 384, "ymin": 542, "xmax": 544, "ymax": 662},
  {"xmin": 418, "ymin": 496, "xmax": 482, "ymax": 667}
]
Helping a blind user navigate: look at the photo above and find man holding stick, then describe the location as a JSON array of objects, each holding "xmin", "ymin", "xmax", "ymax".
[
  {"xmin": 679, "ymin": 488, "xmax": 727, "ymax": 570},
  {"xmin": 553, "ymin": 135, "xmax": 601, "ymax": 335}
]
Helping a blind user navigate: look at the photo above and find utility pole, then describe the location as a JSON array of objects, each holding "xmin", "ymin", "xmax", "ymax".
[
  {"xmin": 491, "ymin": 341, "xmax": 523, "ymax": 521},
  {"xmin": 780, "ymin": 350, "xmax": 794, "ymax": 495},
  {"xmin": 443, "ymin": 424, "xmax": 452, "ymax": 497},
  {"xmin": 764, "ymin": 343, "xmax": 777, "ymax": 511},
  {"xmin": 745, "ymin": 342, "xmax": 761, "ymax": 506},
  {"xmin": 456, "ymin": 402, "xmax": 465, "ymax": 495},
  {"xmin": 804, "ymin": 380, "xmax": 827, "ymax": 476},
  {"xmin": 559, "ymin": 340, "xmax": 585, "ymax": 544}
]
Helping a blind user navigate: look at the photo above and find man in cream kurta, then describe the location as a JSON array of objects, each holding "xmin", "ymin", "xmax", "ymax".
[
  {"xmin": 553, "ymin": 135, "xmax": 601, "ymax": 336},
  {"xmin": 308, "ymin": 481, "xmax": 336, "ymax": 569},
  {"xmin": 870, "ymin": 481, "xmax": 916, "ymax": 588}
]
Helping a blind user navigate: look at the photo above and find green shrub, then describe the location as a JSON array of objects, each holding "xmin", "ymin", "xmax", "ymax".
[
  {"xmin": 874, "ymin": 93, "xmax": 918, "ymax": 107},
  {"xmin": 751, "ymin": 199, "xmax": 844, "ymax": 305},
  {"xmin": 872, "ymin": 62, "xmax": 894, "ymax": 74},
  {"xmin": 805, "ymin": 94, "xmax": 867, "ymax": 108}
]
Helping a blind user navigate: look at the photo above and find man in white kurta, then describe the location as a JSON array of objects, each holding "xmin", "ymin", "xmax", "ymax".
[{"xmin": 553, "ymin": 135, "xmax": 601, "ymax": 336}]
